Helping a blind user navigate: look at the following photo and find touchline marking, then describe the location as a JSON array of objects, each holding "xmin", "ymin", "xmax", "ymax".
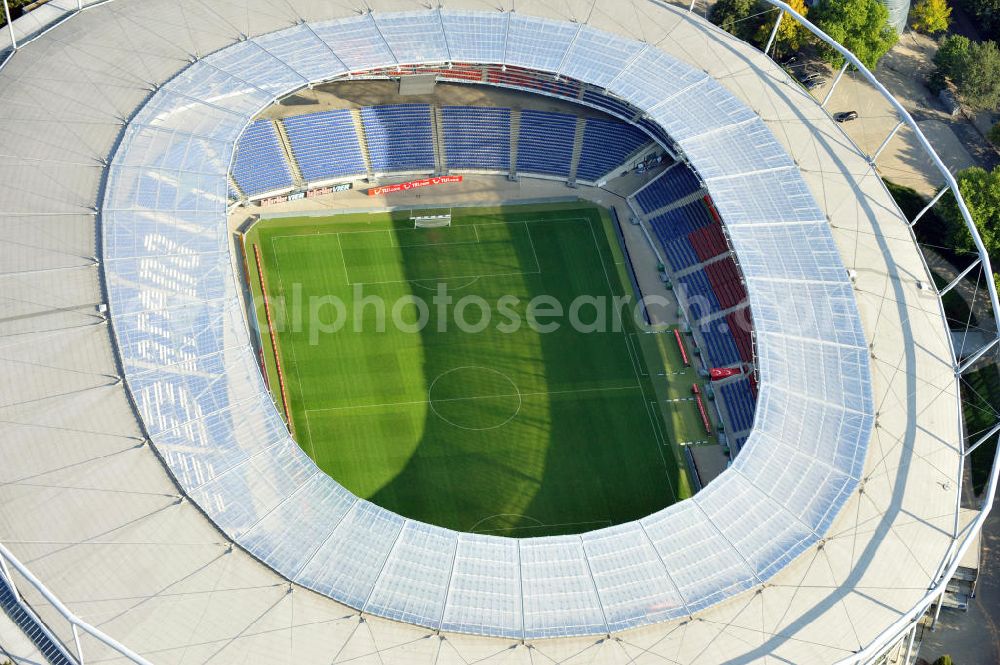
[
  {"xmin": 303, "ymin": 385, "xmax": 641, "ymax": 415},
  {"xmin": 523, "ymin": 221, "xmax": 542, "ymax": 274},
  {"xmin": 268, "ymin": 216, "xmax": 591, "ymax": 243}
]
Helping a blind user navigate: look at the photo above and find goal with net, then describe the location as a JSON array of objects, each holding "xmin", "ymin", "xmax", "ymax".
[{"xmin": 411, "ymin": 208, "xmax": 452, "ymax": 228}]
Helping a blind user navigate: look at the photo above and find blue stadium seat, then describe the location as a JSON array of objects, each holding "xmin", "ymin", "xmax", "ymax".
[
  {"xmin": 699, "ymin": 320, "xmax": 741, "ymax": 367},
  {"xmin": 676, "ymin": 269, "xmax": 721, "ymax": 320},
  {"xmin": 662, "ymin": 237, "xmax": 700, "ymax": 272},
  {"xmin": 581, "ymin": 90, "xmax": 636, "ymax": 121},
  {"xmin": 516, "ymin": 109, "xmax": 576, "ymax": 177},
  {"xmin": 649, "ymin": 200, "xmax": 714, "ymax": 245},
  {"xmin": 282, "ymin": 110, "xmax": 367, "ymax": 182},
  {"xmin": 634, "ymin": 166, "xmax": 703, "ymax": 215},
  {"xmin": 576, "ymin": 118, "xmax": 649, "ymax": 182},
  {"xmin": 231, "ymin": 119, "xmax": 295, "ymax": 197},
  {"xmin": 720, "ymin": 379, "xmax": 756, "ymax": 432},
  {"xmin": 0, "ymin": 576, "xmax": 74, "ymax": 665},
  {"xmin": 361, "ymin": 104, "xmax": 435, "ymax": 173},
  {"xmin": 442, "ymin": 106, "xmax": 511, "ymax": 171}
]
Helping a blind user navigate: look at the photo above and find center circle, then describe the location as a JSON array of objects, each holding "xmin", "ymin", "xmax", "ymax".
[{"xmin": 427, "ymin": 366, "xmax": 522, "ymax": 431}]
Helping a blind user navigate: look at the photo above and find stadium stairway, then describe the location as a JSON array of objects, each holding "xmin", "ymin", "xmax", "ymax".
[
  {"xmin": 567, "ymin": 116, "xmax": 587, "ymax": 186},
  {"xmin": 228, "ymin": 175, "xmax": 245, "ymax": 201},
  {"xmin": 671, "ymin": 250, "xmax": 732, "ymax": 280},
  {"xmin": 431, "ymin": 105, "xmax": 446, "ymax": 174},
  {"xmin": 0, "ymin": 577, "xmax": 75, "ymax": 665},
  {"xmin": 272, "ymin": 119, "xmax": 305, "ymax": 188},
  {"xmin": 349, "ymin": 108, "xmax": 374, "ymax": 180},
  {"xmin": 509, "ymin": 108, "xmax": 520, "ymax": 178}
]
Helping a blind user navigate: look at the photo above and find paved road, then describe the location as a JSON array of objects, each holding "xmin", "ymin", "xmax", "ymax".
[{"xmin": 919, "ymin": 494, "xmax": 1000, "ymax": 664}]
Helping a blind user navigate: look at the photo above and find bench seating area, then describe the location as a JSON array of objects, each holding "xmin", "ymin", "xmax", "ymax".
[
  {"xmin": 581, "ymin": 89, "xmax": 637, "ymax": 122},
  {"xmin": 516, "ymin": 109, "xmax": 577, "ymax": 177},
  {"xmin": 441, "ymin": 106, "xmax": 511, "ymax": 171},
  {"xmin": 705, "ymin": 258, "xmax": 747, "ymax": 310},
  {"xmin": 361, "ymin": 104, "xmax": 436, "ymax": 173},
  {"xmin": 649, "ymin": 200, "xmax": 715, "ymax": 245},
  {"xmin": 662, "ymin": 237, "xmax": 700, "ymax": 272},
  {"xmin": 634, "ymin": 166, "xmax": 703, "ymax": 215},
  {"xmin": 727, "ymin": 311, "xmax": 755, "ymax": 364},
  {"xmin": 676, "ymin": 269, "xmax": 721, "ymax": 320},
  {"xmin": 231, "ymin": 119, "xmax": 295, "ymax": 196},
  {"xmin": 281, "ymin": 109, "xmax": 367, "ymax": 182},
  {"xmin": 700, "ymin": 321, "xmax": 742, "ymax": 367},
  {"xmin": 688, "ymin": 222, "xmax": 729, "ymax": 262},
  {"xmin": 576, "ymin": 118, "xmax": 649, "ymax": 181},
  {"xmin": 232, "ymin": 100, "xmax": 655, "ymax": 195},
  {"xmin": 720, "ymin": 378, "xmax": 756, "ymax": 432}
]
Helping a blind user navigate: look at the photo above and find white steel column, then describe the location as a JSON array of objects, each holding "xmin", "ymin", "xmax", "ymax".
[
  {"xmin": 909, "ymin": 184, "xmax": 951, "ymax": 227},
  {"xmin": 0, "ymin": 555, "xmax": 20, "ymax": 604},
  {"xmin": 871, "ymin": 120, "xmax": 904, "ymax": 162},
  {"xmin": 939, "ymin": 258, "xmax": 981, "ymax": 297},
  {"xmin": 959, "ymin": 337, "xmax": 1000, "ymax": 373},
  {"xmin": 764, "ymin": 11, "xmax": 783, "ymax": 55},
  {"xmin": 3, "ymin": 0, "xmax": 16, "ymax": 50},
  {"xmin": 821, "ymin": 61, "xmax": 849, "ymax": 107},
  {"xmin": 965, "ymin": 420, "xmax": 1000, "ymax": 458}
]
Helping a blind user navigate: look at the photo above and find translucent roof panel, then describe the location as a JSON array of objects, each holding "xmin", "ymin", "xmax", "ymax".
[
  {"xmin": 581, "ymin": 523, "xmax": 688, "ymax": 631},
  {"xmin": 440, "ymin": 11, "xmax": 507, "ymax": 64},
  {"xmin": 101, "ymin": 9, "xmax": 874, "ymax": 640},
  {"xmin": 727, "ymin": 222, "xmax": 843, "ymax": 281},
  {"xmin": 560, "ymin": 26, "xmax": 645, "ymax": 87},
  {"xmin": 606, "ymin": 48, "xmax": 708, "ymax": 113},
  {"xmin": 440, "ymin": 534, "xmax": 522, "ymax": 638},
  {"xmin": 295, "ymin": 501, "xmax": 405, "ymax": 607},
  {"xmin": 641, "ymin": 501, "xmax": 757, "ymax": 614},
  {"xmin": 240, "ymin": 473, "xmax": 358, "ymax": 579},
  {"xmin": 364, "ymin": 522, "xmax": 458, "ymax": 627},
  {"xmin": 681, "ymin": 119, "xmax": 796, "ymax": 179},
  {"xmin": 749, "ymin": 280, "xmax": 868, "ymax": 347},
  {"xmin": 505, "ymin": 14, "xmax": 579, "ymax": 73},
  {"xmin": 204, "ymin": 39, "xmax": 309, "ymax": 98},
  {"xmin": 255, "ymin": 23, "xmax": 349, "ymax": 83},
  {"xmin": 519, "ymin": 538, "xmax": 607, "ymax": 638},
  {"xmin": 311, "ymin": 14, "xmax": 396, "ymax": 72},
  {"xmin": 374, "ymin": 11, "xmax": 450, "ymax": 64}
]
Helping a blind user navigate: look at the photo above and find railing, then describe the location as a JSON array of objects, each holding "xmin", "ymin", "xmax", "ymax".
[
  {"xmin": 673, "ymin": 1, "xmax": 1000, "ymax": 662},
  {"xmin": 0, "ymin": 542, "xmax": 154, "ymax": 665},
  {"xmin": 0, "ymin": 1, "xmax": 998, "ymax": 663}
]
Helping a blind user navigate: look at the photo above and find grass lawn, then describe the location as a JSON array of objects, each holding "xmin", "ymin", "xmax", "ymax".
[{"xmin": 244, "ymin": 201, "xmax": 696, "ymax": 536}]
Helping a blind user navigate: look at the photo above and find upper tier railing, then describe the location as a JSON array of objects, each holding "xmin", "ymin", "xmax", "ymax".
[{"xmin": 1, "ymin": 1, "xmax": 998, "ymax": 663}]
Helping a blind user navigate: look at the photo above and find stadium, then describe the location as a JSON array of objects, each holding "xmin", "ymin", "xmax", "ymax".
[{"xmin": 0, "ymin": 0, "xmax": 997, "ymax": 664}]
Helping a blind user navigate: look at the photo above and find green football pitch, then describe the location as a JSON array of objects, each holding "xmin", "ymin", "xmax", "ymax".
[{"xmin": 244, "ymin": 201, "xmax": 704, "ymax": 537}]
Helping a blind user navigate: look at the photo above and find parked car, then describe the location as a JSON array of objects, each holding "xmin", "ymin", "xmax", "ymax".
[
  {"xmin": 804, "ymin": 77, "xmax": 827, "ymax": 90},
  {"xmin": 834, "ymin": 110, "xmax": 859, "ymax": 122}
]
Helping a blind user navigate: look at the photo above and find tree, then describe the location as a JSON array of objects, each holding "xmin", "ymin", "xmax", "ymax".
[
  {"xmin": 934, "ymin": 34, "xmax": 971, "ymax": 77},
  {"xmin": 957, "ymin": 41, "xmax": 1000, "ymax": 110},
  {"xmin": 989, "ymin": 121, "xmax": 1000, "ymax": 146},
  {"xmin": 753, "ymin": 0, "xmax": 812, "ymax": 55},
  {"xmin": 910, "ymin": 0, "xmax": 952, "ymax": 33},
  {"xmin": 811, "ymin": 0, "xmax": 899, "ymax": 71},
  {"xmin": 932, "ymin": 656, "xmax": 954, "ymax": 665},
  {"xmin": 942, "ymin": 166, "xmax": 1000, "ymax": 262},
  {"xmin": 958, "ymin": 0, "xmax": 1000, "ymax": 35},
  {"xmin": 933, "ymin": 36, "xmax": 1000, "ymax": 111},
  {"xmin": 710, "ymin": 0, "xmax": 766, "ymax": 44}
]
